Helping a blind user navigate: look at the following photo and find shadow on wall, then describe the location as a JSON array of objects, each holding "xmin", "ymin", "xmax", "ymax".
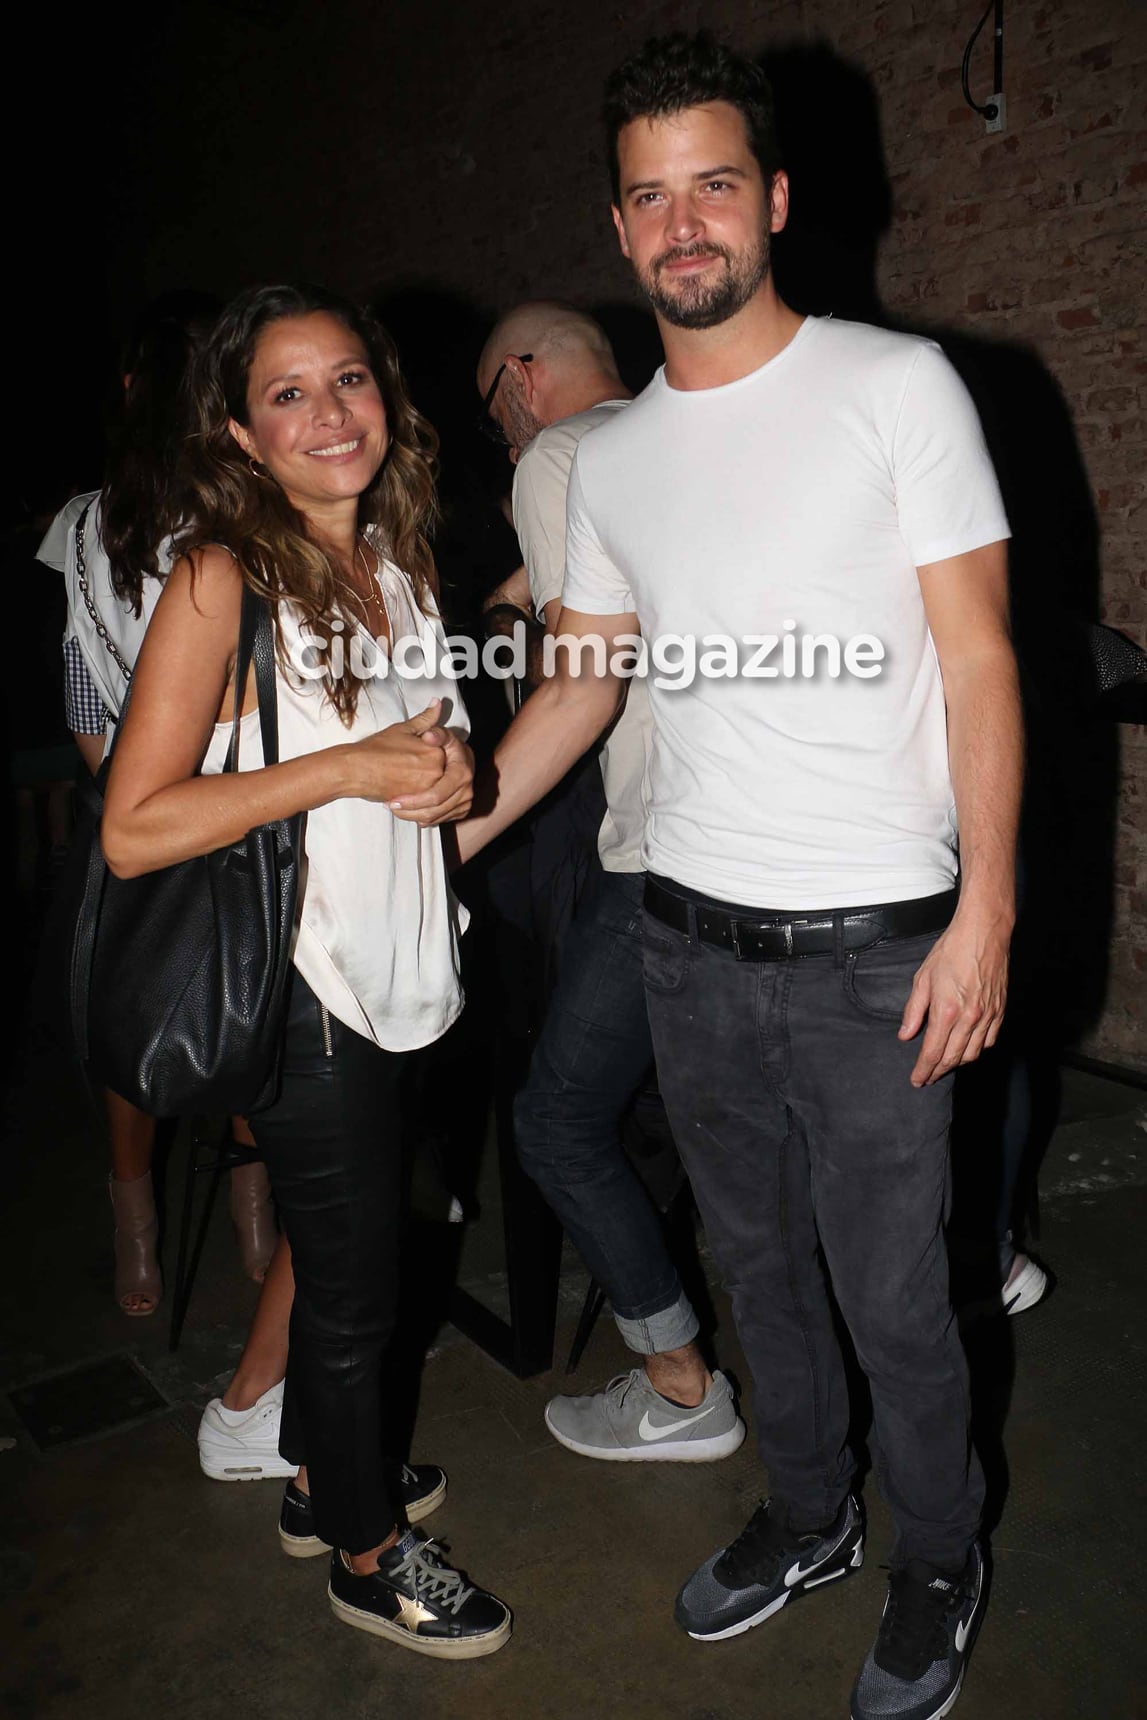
[
  {"xmin": 764, "ymin": 37, "xmax": 1117, "ymax": 1054},
  {"xmin": 765, "ymin": 37, "xmax": 892, "ymax": 324},
  {"xmin": 591, "ymin": 303, "xmax": 664, "ymax": 396}
]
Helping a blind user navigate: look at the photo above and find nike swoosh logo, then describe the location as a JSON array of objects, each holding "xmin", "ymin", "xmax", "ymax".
[
  {"xmin": 637, "ymin": 1401, "xmax": 717, "ymax": 1441},
  {"xmin": 954, "ymin": 1564, "xmax": 983, "ymax": 1653},
  {"xmin": 784, "ymin": 1515, "xmax": 855, "ymax": 1588}
]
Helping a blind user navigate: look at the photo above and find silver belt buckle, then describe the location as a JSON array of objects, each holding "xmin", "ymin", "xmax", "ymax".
[{"xmin": 729, "ymin": 917, "xmax": 794, "ymax": 960}]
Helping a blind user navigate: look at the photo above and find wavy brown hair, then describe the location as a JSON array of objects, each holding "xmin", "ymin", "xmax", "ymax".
[
  {"xmin": 101, "ymin": 290, "xmax": 220, "ymax": 613},
  {"xmin": 176, "ymin": 283, "xmax": 440, "ymax": 723}
]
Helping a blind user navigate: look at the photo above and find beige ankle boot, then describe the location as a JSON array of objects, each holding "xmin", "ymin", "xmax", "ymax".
[
  {"xmin": 230, "ymin": 1160, "xmax": 277, "ymax": 1283},
  {"xmin": 110, "ymin": 1170, "xmax": 162, "ymax": 1316}
]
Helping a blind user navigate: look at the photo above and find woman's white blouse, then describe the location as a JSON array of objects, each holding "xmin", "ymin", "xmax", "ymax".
[{"xmin": 201, "ymin": 559, "xmax": 469, "ymax": 1053}]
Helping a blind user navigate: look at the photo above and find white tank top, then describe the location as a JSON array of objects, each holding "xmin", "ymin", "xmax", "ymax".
[{"xmin": 201, "ymin": 559, "xmax": 468, "ymax": 1053}]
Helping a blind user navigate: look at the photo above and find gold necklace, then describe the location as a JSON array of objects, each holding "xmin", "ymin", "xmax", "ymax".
[{"xmin": 340, "ymin": 540, "xmax": 389, "ymax": 642}]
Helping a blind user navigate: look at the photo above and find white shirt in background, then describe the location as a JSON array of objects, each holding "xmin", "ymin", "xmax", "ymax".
[
  {"xmin": 512, "ymin": 399, "xmax": 653, "ymax": 874},
  {"xmin": 38, "ymin": 490, "xmax": 168, "ymax": 719}
]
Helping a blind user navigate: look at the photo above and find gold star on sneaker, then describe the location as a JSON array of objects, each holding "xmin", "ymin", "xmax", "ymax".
[{"xmin": 395, "ymin": 1592, "xmax": 436, "ymax": 1632}]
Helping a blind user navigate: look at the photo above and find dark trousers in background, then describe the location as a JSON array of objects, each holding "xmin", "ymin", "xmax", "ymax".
[
  {"xmin": 642, "ymin": 895, "xmax": 984, "ymax": 1570},
  {"xmin": 249, "ymin": 971, "xmax": 409, "ymax": 1556},
  {"xmin": 513, "ymin": 869, "xmax": 697, "ymax": 1355}
]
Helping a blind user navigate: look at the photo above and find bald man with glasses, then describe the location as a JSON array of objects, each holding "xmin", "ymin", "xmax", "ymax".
[{"xmin": 472, "ymin": 301, "xmax": 746, "ymax": 1466}]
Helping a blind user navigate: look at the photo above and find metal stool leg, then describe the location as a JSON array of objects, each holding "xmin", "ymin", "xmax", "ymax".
[
  {"xmin": 168, "ymin": 1121, "xmax": 229, "ymax": 1353},
  {"xmin": 565, "ymin": 1279, "xmax": 608, "ymax": 1374}
]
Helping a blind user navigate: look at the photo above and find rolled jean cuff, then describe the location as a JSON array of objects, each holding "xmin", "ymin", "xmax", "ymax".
[{"xmin": 614, "ymin": 1288, "xmax": 699, "ymax": 1357}]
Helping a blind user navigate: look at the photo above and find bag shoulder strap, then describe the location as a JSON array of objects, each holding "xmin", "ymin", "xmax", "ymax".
[
  {"xmin": 223, "ymin": 584, "xmax": 280, "ymax": 773},
  {"xmin": 74, "ymin": 500, "xmax": 134, "ymax": 686},
  {"xmin": 91, "ymin": 571, "xmax": 277, "ymax": 788}
]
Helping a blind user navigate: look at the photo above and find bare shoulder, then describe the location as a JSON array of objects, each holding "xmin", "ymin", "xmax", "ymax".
[{"xmin": 159, "ymin": 544, "xmax": 245, "ymax": 627}]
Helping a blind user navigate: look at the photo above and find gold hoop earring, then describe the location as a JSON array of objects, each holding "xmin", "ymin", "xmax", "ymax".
[{"xmin": 249, "ymin": 457, "xmax": 271, "ymax": 480}]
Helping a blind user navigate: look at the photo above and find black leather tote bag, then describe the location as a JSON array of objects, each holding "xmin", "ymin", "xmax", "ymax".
[{"xmin": 68, "ymin": 581, "xmax": 302, "ymax": 1117}]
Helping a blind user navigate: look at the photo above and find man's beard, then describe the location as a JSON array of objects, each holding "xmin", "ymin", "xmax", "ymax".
[
  {"xmin": 639, "ymin": 232, "xmax": 770, "ymax": 330},
  {"xmin": 501, "ymin": 390, "xmax": 547, "ymax": 458}
]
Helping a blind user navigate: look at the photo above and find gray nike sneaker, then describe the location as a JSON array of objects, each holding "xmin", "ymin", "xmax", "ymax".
[
  {"xmin": 543, "ymin": 1368, "xmax": 745, "ymax": 1462},
  {"xmin": 676, "ymin": 1494, "xmax": 865, "ymax": 1641}
]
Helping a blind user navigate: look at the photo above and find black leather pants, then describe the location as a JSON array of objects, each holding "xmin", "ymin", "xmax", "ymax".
[{"xmin": 249, "ymin": 970, "xmax": 408, "ymax": 1555}]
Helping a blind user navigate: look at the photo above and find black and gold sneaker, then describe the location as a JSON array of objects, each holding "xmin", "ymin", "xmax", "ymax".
[
  {"xmin": 278, "ymin": 1464, "xmax": 447, "ymax": 1558},
  {"xmin": 327, "ymin": 1531, "xmax": 512, "ymax": 1659}
]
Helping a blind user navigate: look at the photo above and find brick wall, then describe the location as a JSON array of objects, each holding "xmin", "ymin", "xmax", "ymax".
[{"xmin": 100, "ymin": 0, "xmax": 1145, "ymax": 1065}]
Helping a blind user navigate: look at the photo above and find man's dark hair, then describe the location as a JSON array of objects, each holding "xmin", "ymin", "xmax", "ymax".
[{"xmin": 603, "ymin": 32, "xmax": 780, "ymax": 203}]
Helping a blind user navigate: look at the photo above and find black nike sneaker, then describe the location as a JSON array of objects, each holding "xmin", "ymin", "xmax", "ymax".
[
  {"xmin": 328, "ymin": 1531, "xmax": 512, "ymax": 1659},
  {"xmin": 851, "ymin": 1543, "xmax": 985, "ymax": 1720},
  {"xmin": 675, "ymin": 1493, "xmax": 864, "ymax": 1641},
  {"xmin": 278, "ymin": 1463, "xmax": 447, "ymax": 1558}
]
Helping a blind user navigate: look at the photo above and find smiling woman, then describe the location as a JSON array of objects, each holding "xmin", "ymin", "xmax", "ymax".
[
  {"xmin": 98, "ymin": 283, "xmax": 512, "ymax": 1659},
  {"xmin": 232, "ymin": 322, "xmax": 388, "ymax": 501},
  {"xmin": 176, "ymin": 284, "xmax": 440, "ymax": 723}
]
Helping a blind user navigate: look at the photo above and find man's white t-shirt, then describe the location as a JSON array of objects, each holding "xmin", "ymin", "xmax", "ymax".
[
  {"xmin": 512, "ymin": 399, "xmax": 654, "ymax": 874},
  {"xmin": 561, "ymin": 316, "xmax": 1011, "ymax": 910}
]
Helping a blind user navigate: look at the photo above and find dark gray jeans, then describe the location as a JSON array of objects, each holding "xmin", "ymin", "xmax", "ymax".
[{"xmin": 642, "ymin": 888, "xmax": 984, "ymax": 1570}]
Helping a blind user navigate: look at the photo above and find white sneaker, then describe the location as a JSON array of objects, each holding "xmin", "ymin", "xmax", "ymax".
[
  {"xmin": 1003, "ymin": 1251, "xmax": 1049, "ymax": 1316},
  {"xmin": 197, "ymin": 1381, "xmax": 296, "ymax": 1480}
]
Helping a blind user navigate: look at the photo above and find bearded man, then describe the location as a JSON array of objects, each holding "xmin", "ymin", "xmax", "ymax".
[{"xmin": 398, "ymin": 35, "xmax": 1021, "ymax": 1720}]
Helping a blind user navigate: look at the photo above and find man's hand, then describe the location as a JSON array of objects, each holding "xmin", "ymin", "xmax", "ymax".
[
  {"xmin": 452, "ymin": 603, "xmax": 635, "ymax": 866},
  {"xmin": 898, "ymin": 909, "xmax": 1012, "ymax": 1087},
  {"xmin": 909, "ymin": 541, "xmax": 1021, "ymax": 1087},
  {"xmin": 389, "ymin": 723, "xmax": 475, "ymax": 826}
]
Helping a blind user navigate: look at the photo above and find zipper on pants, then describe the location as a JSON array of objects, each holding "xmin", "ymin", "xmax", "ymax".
[{"xmin": 319, "ymin": 1002, "xmax": 333, "ymax": 1058}]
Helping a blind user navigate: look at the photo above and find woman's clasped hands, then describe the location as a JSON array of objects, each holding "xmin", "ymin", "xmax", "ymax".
[{"xmin": 348, "ymin": 698, "xmax": 474, "ymax": 826}]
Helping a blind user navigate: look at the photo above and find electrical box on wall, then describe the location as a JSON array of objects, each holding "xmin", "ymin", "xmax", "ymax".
[{"xmin": 962, "ymin": 1, "xmax": 1006, "ymax": 133}]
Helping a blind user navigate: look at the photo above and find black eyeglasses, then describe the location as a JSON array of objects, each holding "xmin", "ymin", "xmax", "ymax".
[{"xmin": 476, "ymin": 352, "xmax": 533, "ymax": 445}]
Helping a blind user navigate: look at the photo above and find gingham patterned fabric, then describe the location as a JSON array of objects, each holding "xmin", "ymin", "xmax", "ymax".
[{"xmin": 63, "ymin": 636, "xmax": 111, "ymax": 736}]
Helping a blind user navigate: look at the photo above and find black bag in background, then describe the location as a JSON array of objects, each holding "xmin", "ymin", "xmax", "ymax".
[{"xmin": 68, "ymin": 583, "xmax": 302, "ymax": 1116}]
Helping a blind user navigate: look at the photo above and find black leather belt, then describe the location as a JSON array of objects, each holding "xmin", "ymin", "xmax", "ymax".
[{"xmin": 644, "ymin": 876, "xmax": 957, "ymax": 962}]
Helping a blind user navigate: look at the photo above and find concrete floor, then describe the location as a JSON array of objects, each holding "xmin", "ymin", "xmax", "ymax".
[{"xmin": 2, "ymin": 993, "xmax": 1146, "ymax": 1719}]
